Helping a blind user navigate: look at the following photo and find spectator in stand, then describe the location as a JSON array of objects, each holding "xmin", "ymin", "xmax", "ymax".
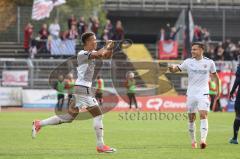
[
  {"xmin": 202, "ymin": 28, "xmax": 210, "ymax": 42},
  {"xmin": 101, "ymin": 29, "xmax": 109, "ymax": 41},
  {"xmin": 67, "ymin": 25, "xmax": 78, "ymax": 40},
  {"xmin": 77, "ymin": 16, "xmax": 87, "ymax": 37},
  {"xmin": 60, "ymin": 31, "xmax": 69, "ymax": 41},
  {"xmin": 38, "ymin": 23, "xmax": 49, "ymax": 53},
  {"xmin": 215, "ymin": 45, "xmax": 225, "ymax": 61},
  {"xmin": 49, "ymin": 19, "xmax": 60, "ymax": 39},
  {"xmin": 205, "ymin": 44, "xmax": 216, "ymax": 60},
  {"xmin": 23, "ymin": 23, "xmax": 33, "ymax": 53},
  {"xmin": 105, "ymin": 19, "xmax": 113, "ymax": 39},
  {"xmin": 222, "ymin": 39, "xmax": 231, "ymax": 50},
  {"xmin": 193, "ymin": 25, "xmax": 202, "ymax": 42},
  {"xmin": 164, "ymin": 23, "xmax": 171, "ymax": 40},
  {"xmin": 113, "ymin": 20, "xmax": 124, "ymax": 41},
  {"xmin": 39, "ymin": 23, "xmax": 49, "ymax": 40},
  {"xmin": 91, "ymin": 17, "xmax": 100, "ymax": 38},
  {"xmin": 227, "ymin": 42, "xmax": 238, "ymax": 61},
  {"xmin": 169, "ymin": 26, "xmax": 181, "ymax": 40},
  {"xmin": 68, "ymin": 14, "xmax": 77, "ymax": 30},
  {"xmin": 87, "ymin": 16, "xmax": 94, "ymax": 32}
]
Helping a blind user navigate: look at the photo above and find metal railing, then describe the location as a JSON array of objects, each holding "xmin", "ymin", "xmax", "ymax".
[
  {"xmin": 104, "ymin": 0, "xmax": 240, "ymax": 11},
  {"xmin": 0, "ymin": 58, "xmax": 238, "ymax": 95}
]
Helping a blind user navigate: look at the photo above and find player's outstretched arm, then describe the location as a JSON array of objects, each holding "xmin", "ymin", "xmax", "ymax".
[
  {"xmin": 89, "ymin": 40, "xmax": 114, "ymax": 59},
  {"xmin": 168, "ymin": 65, "xmax": 180, "ymax": 73}
]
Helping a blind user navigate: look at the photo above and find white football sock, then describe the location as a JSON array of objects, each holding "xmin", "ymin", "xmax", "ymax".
[
  {"xmin": 93, "ymin": 115, "xmax": 104, "ymax": 147},
  {"xmin": 200, "ymin": 119, "xmax": 208, "ymax": 143},
  {"xmin": 40, "ymin": 113, "xmax": 74, "ymax": 127},
  {"xmin": 188, "ymin": 122, "xmax": 196, "ymax": 143}
]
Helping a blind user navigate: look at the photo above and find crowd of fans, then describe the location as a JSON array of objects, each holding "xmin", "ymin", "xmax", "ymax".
[
  {"xmin": 205, "ymin": 39, "xmax": 240, "ymax": 61},
  {"xmin": 157, "ymin": 23, "xmax": 239, "ymax": 61},
  {"xmin": 192, "ymin": 25, "xmax": 239, "ymax": 61},
  {"xmin": 23, "ymin": 15, "xmax": 124, "ymax": 58},
  {"xmin": 23, "ymin": 17, "xmax": 240, "ymax": 61}
]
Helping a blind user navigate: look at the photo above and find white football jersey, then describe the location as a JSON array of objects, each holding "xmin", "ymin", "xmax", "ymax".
[
  {"xmin": 177, "ymin": 57, "xmax": 216, "ymax": 96},
  {"xmin": 75, "ymin": 50, "xmax": 96, "ymax": 87}
]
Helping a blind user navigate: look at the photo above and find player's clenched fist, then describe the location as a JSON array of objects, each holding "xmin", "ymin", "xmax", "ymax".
[{"xmin": 105, "ymin": 40, "xmax": 115, "ymax": 50}]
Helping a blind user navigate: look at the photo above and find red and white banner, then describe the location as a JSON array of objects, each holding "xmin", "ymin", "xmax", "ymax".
[
  {"xmin": 103, "ymin": 95, "xmax": 187, "ymax": 112},
  {"xmin": 218, "ymin": 71, "xmax": 235, "ymax": 109},
  {"xmin": 32, "ymin": 0, "xmax": 66, "ymax": 20},
  {"xmin": 2, "ymin": 70, "xmax": 28, "ymax": 86},
  {"xmin": 158, "ymin": 40, "xmax": 178, "ymax": 59}
]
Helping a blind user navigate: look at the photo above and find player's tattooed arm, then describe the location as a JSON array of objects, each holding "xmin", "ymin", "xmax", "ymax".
[{"xmin": 89, "ymin": 40, "xmax": 114, "ymax": 59}]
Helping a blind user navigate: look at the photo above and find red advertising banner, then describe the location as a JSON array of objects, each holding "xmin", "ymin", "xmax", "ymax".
[
  {"xmin": 103, "ymin": 95, "xmax": 187, "ymax": 112},
  {"xmin": 158, "ymin": 40, "xmax": 178, "ymax": 59},
  {"xmin": 218, "ymin": 71, "xmax": 235, "ymax": 110}
]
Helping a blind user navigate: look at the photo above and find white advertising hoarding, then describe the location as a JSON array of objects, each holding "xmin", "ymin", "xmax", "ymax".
[
  {"xmin": 22, "ymin": 89, "xmax": 58, "ymax": 108},
  {"xmin": 0, "ymin": 87, "xmax": 22, "ymax": 106}
]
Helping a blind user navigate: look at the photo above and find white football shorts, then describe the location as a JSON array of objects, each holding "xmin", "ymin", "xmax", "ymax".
[
  {"xmin": 74, "ymin": 85, "xmax": 99, "ymax": 108},
  {"xmin": 186, "ymin": 95, "xmax": 210, "ymax": 113}
]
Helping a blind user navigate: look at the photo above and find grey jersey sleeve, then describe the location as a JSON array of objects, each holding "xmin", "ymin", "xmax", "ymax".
[{"xmin": 77, "ymin": 50, "xmax": 91, "ymax": 63}]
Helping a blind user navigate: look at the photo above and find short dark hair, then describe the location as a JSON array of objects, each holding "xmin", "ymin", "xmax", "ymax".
[
  {"xmin": 81, "ymin": 32, "xmax": 95, "ymax": 44},
  {"xmin": 192, "ymin": 42, "xmax": 205, "ymax": 50}
]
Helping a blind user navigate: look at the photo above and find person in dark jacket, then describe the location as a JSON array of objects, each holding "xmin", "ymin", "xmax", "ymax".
[{"xmin": 229, "ymin": 65, "xmax": 240, "ymax": 144}]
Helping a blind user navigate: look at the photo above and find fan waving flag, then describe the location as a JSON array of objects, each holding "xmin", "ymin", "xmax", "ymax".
[
  {"xmin": 175, "ymin": 7, "xmax": 194, "ymax": 58},
  {"xmin": 32, "ymin": 0, "xmax": 66, "ymax": 20},
  {"xmin": 158, "ymin": 40, "xmax": 178, "ymax": 59}
]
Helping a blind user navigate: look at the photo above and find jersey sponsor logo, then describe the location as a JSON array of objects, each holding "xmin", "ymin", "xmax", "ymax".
[{"xmin": 190, "ymin": 69, "xmax": 208, "ymax": 74}]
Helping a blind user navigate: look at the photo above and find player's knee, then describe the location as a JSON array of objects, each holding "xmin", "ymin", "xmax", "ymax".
[
  {"xmin": 58, "ymin": 113, "xmax": 75, "ymax": 123},
  {"xmin": 189, "ymin": 118, "xmax": 195, "ymax": 122},
  {"xmin": 188, "ymin": 114, "xmax": 196, "ymax": 122},
  {"xmin": 199, "ymin": 113, "xmax": 207, "ymax": 119}
]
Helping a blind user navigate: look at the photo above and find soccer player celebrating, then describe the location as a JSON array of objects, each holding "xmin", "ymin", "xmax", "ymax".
[
  {"xmin": 229, "ymin": 65, "xmax": 240, "ymax": 144},
  {"xmin": 169, "ymin": 42, "xmax": 220, "ymax": 149},
  {"xmin": 32, "ymin": 32, "xmax": 116, "ymax": 153}
]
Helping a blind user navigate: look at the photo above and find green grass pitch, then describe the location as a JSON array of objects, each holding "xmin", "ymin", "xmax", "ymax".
[{"xmin": 0, "ymin": 111, "xmax": 238, "ymax": 159}]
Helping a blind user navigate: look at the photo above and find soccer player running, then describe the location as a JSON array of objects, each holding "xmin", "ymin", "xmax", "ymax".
[
  {"xmin": 229, "ymin": 65, "xmax": 240, "ymax": 144},
  {"xmin": 32, "ymin": 32, "xmax": 116, "ymax": 153},
  {"xmin": 169, "ymin": 42, "xmax": 220, "ymax": 149}
]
